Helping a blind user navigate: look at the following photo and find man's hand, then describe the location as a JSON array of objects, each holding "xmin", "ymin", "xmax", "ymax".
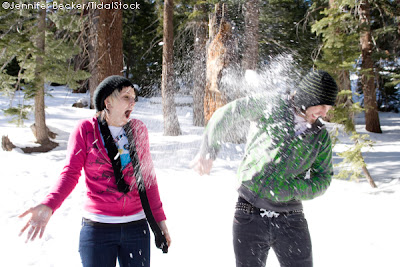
[{"xmin": 190, "ymin": 155, "xmax": 214, "ymax": 176}]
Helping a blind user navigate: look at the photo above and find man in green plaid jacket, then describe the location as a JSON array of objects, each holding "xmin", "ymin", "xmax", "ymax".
[{"xmin": 192, "ymin": 70, "xmax": 339, "ymax": 267}]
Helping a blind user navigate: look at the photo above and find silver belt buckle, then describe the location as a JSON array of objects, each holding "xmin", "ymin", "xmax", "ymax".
[{"xmin": 260, "ymin": 209, "xmax": 280, "ymax": 218}]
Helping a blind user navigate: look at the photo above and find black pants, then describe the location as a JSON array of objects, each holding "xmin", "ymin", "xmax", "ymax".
[{"xmin": 233, "ymin": 206, "xmax": 312, "ymax": 267}]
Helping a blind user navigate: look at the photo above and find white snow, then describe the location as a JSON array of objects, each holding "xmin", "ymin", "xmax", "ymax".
[{"xmin": 1, "ymin": 86, "xmax": 399, "ymax": 267}]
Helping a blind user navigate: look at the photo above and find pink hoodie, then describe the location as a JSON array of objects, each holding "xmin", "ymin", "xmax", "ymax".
[{"xmin": 42, "ymin": 117, "xmax": 166, "ymax": 222}]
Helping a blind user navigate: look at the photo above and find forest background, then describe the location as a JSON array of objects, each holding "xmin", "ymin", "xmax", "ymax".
[
  {"xmin": 0, "ymin": 1, "xmax": 400, "ymax": 266},
  {"xmin": 0, "ymin": 0, "xmax": 399, "ymax": 187}
]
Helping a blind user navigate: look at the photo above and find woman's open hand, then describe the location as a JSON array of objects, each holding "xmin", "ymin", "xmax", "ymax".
[{"xmin": 19, "ymin": 204, "xmax": 53, "ymax": 243}]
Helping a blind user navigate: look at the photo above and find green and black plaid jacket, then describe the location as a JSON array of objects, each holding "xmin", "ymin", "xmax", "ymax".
[{"xmin": 200, "ymin": 94, "xmax": 333, "ymax": 212}]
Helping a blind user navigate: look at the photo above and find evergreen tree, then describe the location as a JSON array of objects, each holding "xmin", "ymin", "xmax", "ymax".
[
  {"xmin": 88, "ymin": 1, "xmax": 124, "ymax": 108},
  {"xmin": 162, "ymin": 0, "xmax": 182, "ymax": 136},
  {"xmin": 369, "ymin": 0, "xmax": 400, "ymax": 111},
  {"xmin": 259, "ymin": 0, "xmax": 318, "ymax": 70},
  {"xmin": 190, "ymin": 3, "xmax": 208, "ymax": 126},
  {"xmin": 123, "ymin": 0, "xmax": 162, "ymax": 96},
  {"xmin": 359, "ymin": 0, "xmax": 382, "ymax": 133},
  {"xmin": 0, "ymin": 1, "xmax": 89, "ymax": 149},
  {"xmin": 311, "ymin": 0, "xmax": 379, "ymax": 187},
  {"xmin": 242, "ymin": 0, "xmax": 260, "ymax": 70}
]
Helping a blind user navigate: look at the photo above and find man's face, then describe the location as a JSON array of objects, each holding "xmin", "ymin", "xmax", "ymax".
[{"xmin": 304, "ymin": 105, "xmax": 332, "ymax": 123}]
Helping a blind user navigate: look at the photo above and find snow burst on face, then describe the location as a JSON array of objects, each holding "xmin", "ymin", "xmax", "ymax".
[{"xmin": 304, "ymin": 105, "xmax": 332, "ymax": 124}]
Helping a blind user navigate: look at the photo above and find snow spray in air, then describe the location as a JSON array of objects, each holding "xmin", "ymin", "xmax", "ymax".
[
  {"xmin": 209, "ymin": 54, "xmax": 303, "ymax": 144},
  {"xmin": 220, "ymin": 54, "xmax": 303, "ymax": 101}
]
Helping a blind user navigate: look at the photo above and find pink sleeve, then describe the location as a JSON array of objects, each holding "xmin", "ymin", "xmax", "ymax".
[
  {"xmin": 41, "ymin": 120, "xmax": 88, "ymax": 212},
  {"xmin": 147, "ymin": 183, "xmax": 167, "ymax": 222},
  {"xmin": 135, "ymin": 121, "xmax": 166, "ymax": 222}
]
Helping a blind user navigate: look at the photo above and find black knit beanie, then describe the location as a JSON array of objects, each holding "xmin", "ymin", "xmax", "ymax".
[
  {"xmin": 93, "ymin": 75, "xmax": 135, "ymax": 111},
  {"xmin": 293, "ymin": 70, "xmax": 338, "ymax": 111}
]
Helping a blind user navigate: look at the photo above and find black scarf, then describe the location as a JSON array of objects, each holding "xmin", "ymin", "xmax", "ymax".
[
  {"xmin": 97, "ymin": 117, "xmax": 168, "ymax": 253},
  {"xmin": 98, "ymin": 117, "xmax": 130, "ymax": 193}
]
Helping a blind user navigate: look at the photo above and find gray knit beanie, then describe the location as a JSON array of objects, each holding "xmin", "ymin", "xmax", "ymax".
[
  {"xmin": 293, "ymin": 70, "xmax": 338, "ymax": 111},
  {"xmin": 93, "ymin": 75, "xmax": 135, "ymax": 111}
]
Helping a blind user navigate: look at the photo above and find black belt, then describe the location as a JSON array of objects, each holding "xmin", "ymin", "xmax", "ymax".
[
  {"xmin": 235, "ymin": 198, "xmax": 303, "ymax": 218},
  {"xmin": 82, "ymin": 218, "xmax": 147, "ymax": 227}
]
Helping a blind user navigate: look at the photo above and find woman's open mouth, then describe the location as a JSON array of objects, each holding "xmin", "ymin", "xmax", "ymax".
[{"xmin": 125, "ymin": 110, "xmax": 132, "ymax": 119}]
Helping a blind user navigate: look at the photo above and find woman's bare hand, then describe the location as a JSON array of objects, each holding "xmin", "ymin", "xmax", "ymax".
[
  {"xmin": 158, "ymin": 220, "xmax": 171, "ymax": 248},
  {"xmin": 19, "ymin": 204, "xmax": 52, "ymax": 243}
]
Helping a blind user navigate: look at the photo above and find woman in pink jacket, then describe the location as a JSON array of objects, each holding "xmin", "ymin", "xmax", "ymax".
[{"xmin": 19, "ymin": 75, "xmax": 171, "ymax": 267}]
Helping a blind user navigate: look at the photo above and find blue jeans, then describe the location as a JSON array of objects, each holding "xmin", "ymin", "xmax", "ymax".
[
  {"xmin": 79, "ymin": 219, "xmax": 150, "ymax": 267},
  {"xmin": 233, "ymin": 208, "xmax": 312, "ymax": 267}
]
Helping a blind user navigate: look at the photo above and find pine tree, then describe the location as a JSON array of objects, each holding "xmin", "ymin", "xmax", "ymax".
[
  {"xmin": 191, "ymin": 3, "xmax": 208, "ymax": 126},
  {"xmin": 162, "ymin": 0, "xmax": 182, "ymax": 136},
  {"xmin": 33, "ymin": 6, "xmax": 47, "ymax": 145},
  {"xmin": 0, "ymin": 1, "xmax": 89, "ymax": 150},
  {"xmin": 88, "ymin": 0, "xmax": 124, "ymax": 108},
  {"xmin": 359, "ymin": 0, "xmax": 382, "ymax": 133},
  {"xmin": 123, "ymin": 0, "xmax": 162, "ymax": 96},
  {"xmin": 242, "ymin": 0, "xmax": 259, "ymax": 71},
  {"xmin": 259, "ymin": 0, "xmax": 317, "ymax": 70},
  {"xmin": 311, "ymin": 0, "xmax": 377, "ymax": 187},
  {"xmin": 369, "ymin": 0, "xmax": 400, "ymax": 111}
]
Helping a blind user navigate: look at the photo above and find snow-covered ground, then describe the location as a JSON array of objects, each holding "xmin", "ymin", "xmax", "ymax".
[{"xmin": 1, "ymin": 86, "xmax": 399, "ymax": 267}]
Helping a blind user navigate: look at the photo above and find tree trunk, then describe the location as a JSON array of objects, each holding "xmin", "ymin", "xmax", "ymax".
[
  {"xmin": 89, "ymin": 1, "xmax": 124, "ymax": 109},
  {"xmin": 204, "ymin": 4, "xmax": 237, "ymax": 124},
  {"xmin": 242, "ymin": 0, "xmax": 259, "ymax": 71},
  {"xmin": 88, "ymin": 8, "xmax": 99, "ymax": 109},
  {"xmin": 33, "ymin": 5, "xmax": 49, "ymax": 145},
  {"xmin": 359, "ymin": 0, "xmax": 382, "ymax": 133},
  {"xmin": 161, "ymin": 0, "xmax": 181, "ymax": 136},
  {"xmin": 397, "ymin": 0, "xmax": 400, "ymax": 59},
  {"xmin": 362, "ymin": 166, "xmax": 377, "ymax": 188},
  {"xmin": 336, "ymin": 70, "xmax": 352, "ymax": 102},
  {"xmin": 2, "ymin": 136, "xmax": 16, "ymax": 151},
  {"xmin": 397, "ymin": 0, "xmax": 400, "ymax": 37},
  {"xmin": 73, "ymin": 34, "xmax": 89, "ymax": 94},
  {"xmin": 192, "ymin": 4, "xmax": 207, "ymax": 127}
]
